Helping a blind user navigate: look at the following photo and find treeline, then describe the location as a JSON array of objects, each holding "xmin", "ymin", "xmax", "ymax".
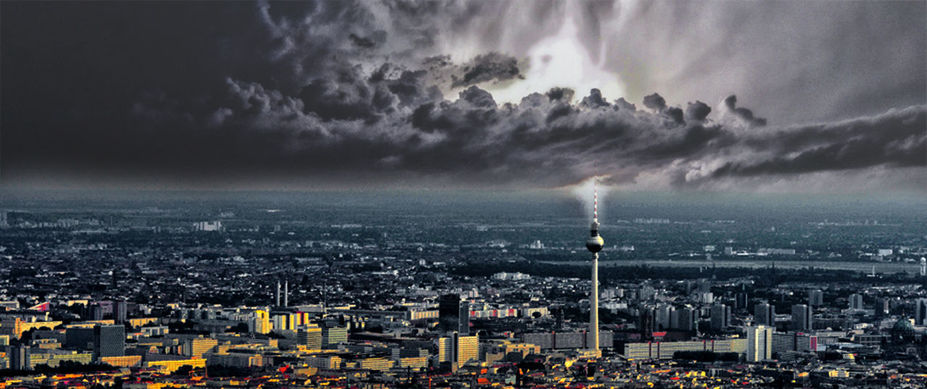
[{"xmin": 451, "ymin": 261, "xmax": 917, "ymax": 285}]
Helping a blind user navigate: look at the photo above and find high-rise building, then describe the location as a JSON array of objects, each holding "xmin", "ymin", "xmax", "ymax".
[
  {"xmin": 640, "ymin": 307, "xmax": 656, "ymax": 336},
  {"xmin": 251, "ymin": 309, "xmax": 271, "ymax": 334},
  {"xmin": 437, "ymin": 336, "xmax": 453, "ymax": 365},
  {"xmin": 672, "ymin": 306, "xmax": 697, "ymax": 331},
  {"xmin": 735, "ymin": 292, "xmax": 749, "ymax": 310},
  {"xmin": 639, "ymin": 308, "xmax": 655, "ymax": 339},
  {"xmin": 697, "ymin": 292, "xmax": 714, "ymax": 304},
  {"xmin": 458, "ymin": 300, "xmax": 470, "ymax": 335},
  {"xmin": 754, "ymin": 302, "xmax": 775, "ymax": 327},
  {"xmin": 114, "ymin": 300, "xmax": 127, "ymax": 324},
  {"xmin": 272, "ymin": 311, "xmax": 297, "ymax": 332},
  {"xmin": 0, "ymin": 317, "xmax": 24, "ymax": 339},
  {"xmin": 456, "ymin": 332, "xmax": 479, "ymax": 366},
  {"xmin": 915, "ymin": 298, "xmax": 927, "ymax": 326},
  {"xmin": 654, "ymin": 305, "xmax": 674, "ymax": 331},
  {"xmin": 90, "ymin": 304, "xmax": 103, "ymax": 321},
  {"xmin": 10, "ymin": 345, "xmax": 30, "ymax": 370},
  {"xmin": 183, "ymin": 337, "xmax": 218, "ymax": 358},
  {"xmin": 746, "ymin": 325, "xmax": 773, "ymax": 362},
  {"xmin": 808, "ymin": 290, "xmax": 823, "ymax": 306},
  {"xmin": 848, "ymin": 294, "xmax": 864, "ymax": 310},
  {"xmin": 791, "ymin": 304, "xmax": 812, "ymax": 331},
  {"xmin": 297, "ymin": 326, "xmax": 323, "ymax": 349},
  {"xmin": 93, "ymin": 325, "xmax": 125, "ymax": 360},
  {"xmin": 439, "ymin": 294, "xmax": 468, "ymax": 335},
  {"xmin": 65, "ymin": 327, "xmax": 95, "ymax": 350},
  {"xmin": 874, "ymin": 298, "xmax": 890, "ymax": 318},
  {"xmin": 322, "ymin": 325, "xmax": 348, "ymax": 347},
  {"xmin": 437, "ymin": 332, "xmax": 479, "ymax": 368},
  {"xmin": 710, "ymin": 304, "xmax": 731, "ymax": 331}
]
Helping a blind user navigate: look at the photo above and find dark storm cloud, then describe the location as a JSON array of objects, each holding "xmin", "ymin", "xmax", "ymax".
[
  {"xmin": 348, "ymin": 33, "xmax": 378, "ymax": 48},
  {"xmin": 293, "ymin": 62, "xmax": 442, "ymax": 123},
  {"xmin": 546, "ymin": 88, "xmax": 575, "ymax": 103},
  {"xmin": 615, "ymin": 98, "xmax": 637, "ymax": 112},
  {"xmin": 210, "ymin": 70, "xmax": 926, "ymax": 188},
  {"xmin": 723, "ymin": 95, "xmax": 767, "ymax": 127},
  {"xmin": 450, "ymin": 52, "xmax": 523, "ymax": 88},
  {"xmin": 663, "ymin": 107, "xmax": 684, "ymax": 125},
  {"xmin": 709, "ymin": 106, "xmax": 926, "ymax": 178},
  {"xmin": 642, "ymin": 93, "xmax": 683, "ymax": 124},
  {"xmin": 1, "ymin": 0, "xmax": 924, "ymax": 191},
  {"xmin": 642, "ymin": 93, "xmax": 667, "ymax": 111},
  {"xmin": 579, "ymin": 89, "xmax": 608, "ymax": 108},
  {"xmin": 685, "ymin": 101, "xmax": 712, "ymax": 122}
]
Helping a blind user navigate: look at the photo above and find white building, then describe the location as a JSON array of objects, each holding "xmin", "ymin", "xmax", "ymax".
[
  {"xmin": 746, "ymin": 325, "xmax": 774, "ymax": 362},
  {"xmin": 193, "ymin": 221, "xmax": 223, "ymax": 232}
]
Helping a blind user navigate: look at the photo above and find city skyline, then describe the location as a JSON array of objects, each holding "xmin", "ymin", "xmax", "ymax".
[
  {"xmin": 1, "ymin": 1, "xmax": 927, "ymax": 386},
  {"xmin": 1, "ymin": 0, "xmax": 924, "ymax": 192},
  {"xmin": 0, "ymin": 187, "xmax": 925, "ymax": 386}
]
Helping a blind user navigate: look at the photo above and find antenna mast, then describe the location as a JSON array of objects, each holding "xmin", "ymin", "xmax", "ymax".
[{"xmin": 593, "ymin": 176, "xmax": 598, "ymax": 222}]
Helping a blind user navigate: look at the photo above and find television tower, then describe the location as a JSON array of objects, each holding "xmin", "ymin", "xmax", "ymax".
[{"xmin": 585, "ymin": 178, "xmax": 605, "ymax": 355}]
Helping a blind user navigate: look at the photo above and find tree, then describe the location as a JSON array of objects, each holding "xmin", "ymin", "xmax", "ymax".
[
  {"xmin": 174, "ymin": 364, "xmax": 194, "ymax": 376},
  {"xmin": 226, "ymin": 322, "xmax": 250, "ymax": 333}
]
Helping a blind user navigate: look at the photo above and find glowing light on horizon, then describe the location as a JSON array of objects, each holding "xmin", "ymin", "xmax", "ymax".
[{"xmin": 484, "ymin": 3, "xmax": 626, "ymax": 105}]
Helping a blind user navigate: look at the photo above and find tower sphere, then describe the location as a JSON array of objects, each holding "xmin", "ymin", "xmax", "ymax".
[
  {"xmin": 586, "ymin": 220, "xmax": 604, "ymax": 253},
  {"xmin": 586, "ymin": 235, "xmax": 604, "ymax": 253}
]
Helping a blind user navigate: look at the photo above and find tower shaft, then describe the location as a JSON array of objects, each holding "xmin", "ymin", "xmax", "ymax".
[{"xmin": 590, "ymin": 252, "xmax": 599, "ymax": 352}]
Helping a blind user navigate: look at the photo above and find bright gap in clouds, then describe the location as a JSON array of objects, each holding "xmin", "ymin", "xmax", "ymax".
[{"xmin": 484, "ymin": 3, "xmax": 626, "ymax": 104}]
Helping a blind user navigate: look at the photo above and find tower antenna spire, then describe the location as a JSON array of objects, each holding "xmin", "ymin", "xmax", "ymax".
[{"xmin": 593, "ymin": 175, "xmax": 598, "ymax": 222}]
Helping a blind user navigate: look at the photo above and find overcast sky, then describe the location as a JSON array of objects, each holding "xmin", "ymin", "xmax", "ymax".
[{"xmin": 2, "ymin": 0, "xmax": 924, "ymax": 192}]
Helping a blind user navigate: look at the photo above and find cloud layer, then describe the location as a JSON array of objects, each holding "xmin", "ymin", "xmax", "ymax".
[{"xmin": 1, "ymin": 0, "xmax": 924, "ymax": 191}]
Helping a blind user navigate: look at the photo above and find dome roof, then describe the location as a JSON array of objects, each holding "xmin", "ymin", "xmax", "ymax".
[{"xmin": 892, "ymin": 318, "xmax": 914, "ymax": 332}]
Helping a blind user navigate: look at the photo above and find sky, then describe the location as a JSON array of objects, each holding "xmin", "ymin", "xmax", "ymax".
[{"xmin": 1, "ymin": 0, "xmax": 925, "ymax": 192}]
